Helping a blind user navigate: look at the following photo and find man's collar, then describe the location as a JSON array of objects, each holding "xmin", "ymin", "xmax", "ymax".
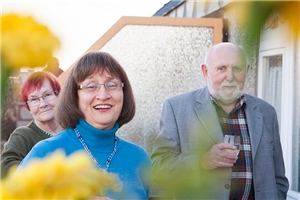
[{"xmin": 210, "ymin": 95, "xmax": 247, "ymax": 109}]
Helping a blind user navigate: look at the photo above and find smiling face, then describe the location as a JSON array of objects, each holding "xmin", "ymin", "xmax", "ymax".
[
  {"xmin": 78, "ymin": 70, "xmax": 124, "ymax": 130},
  {"xmin": 202, "ymin": 43, "xmax": 248, "ymax": 105},
  {"xmin": 28, "ymin": 79, "xmax": 58, "ymax": 123}
]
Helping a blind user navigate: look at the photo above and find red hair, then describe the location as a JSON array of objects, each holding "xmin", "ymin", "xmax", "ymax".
[{"xmin": 21, "ymin": 71, "xmax": 61, "ymax": 110}]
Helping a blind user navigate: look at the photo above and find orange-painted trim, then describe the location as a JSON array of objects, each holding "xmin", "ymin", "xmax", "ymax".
[{"xmin": 58, "ymin": 16, "xmax": 223, "ymax": 85}]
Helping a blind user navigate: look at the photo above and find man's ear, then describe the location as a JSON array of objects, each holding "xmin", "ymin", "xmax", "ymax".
[{"xmin": 201, "ymin": 64, "xmax": 208, "ymax": 77}]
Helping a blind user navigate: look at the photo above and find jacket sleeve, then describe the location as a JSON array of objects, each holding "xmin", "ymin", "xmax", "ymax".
[
  {"xmin": 272, "ymin": 113, "xmax": 289, "ymax": 199},
  {"xmin": 1, "ymin": 126, "xmax": 47, "ymax": 179},
  {"xmin": 1, "ymin": 130, "xmax": 32, "ymax": 178},
  {"xmin": 151, "ymin": 99, "xmax": 202, "ymax": 188}
]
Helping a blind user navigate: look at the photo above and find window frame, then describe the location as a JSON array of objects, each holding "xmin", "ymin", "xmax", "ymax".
[{"xmin": 257, "ymin": 42, "xmax": 296, "ymax": 198}]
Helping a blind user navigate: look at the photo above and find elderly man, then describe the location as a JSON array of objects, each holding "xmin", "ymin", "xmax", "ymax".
[{"xmin": 151, "ymin": 42, "xmax": 289, "ymax": 200}]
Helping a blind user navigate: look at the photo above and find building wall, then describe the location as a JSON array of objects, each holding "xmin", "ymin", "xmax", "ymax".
[
  {"xmin": 291, "ymin": 32, "xmax": 300, "ymax": 199},
  {"xmin": 222, "ymin": 3, "xmax": 258, "ymax": 96},
  {"xmin": 100, "ymin": 24, "xmax": 218, "ymax": 154}
]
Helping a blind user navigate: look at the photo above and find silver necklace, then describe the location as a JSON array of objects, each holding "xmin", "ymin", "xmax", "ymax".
[{"xmin": 74, "ymin": 127, "xmax": 117, "ymax": 170}]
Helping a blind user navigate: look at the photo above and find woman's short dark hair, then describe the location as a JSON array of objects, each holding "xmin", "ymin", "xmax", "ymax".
[{"xmin": 56, "ymin": 51, "xmax": 135, "ymax": 129}]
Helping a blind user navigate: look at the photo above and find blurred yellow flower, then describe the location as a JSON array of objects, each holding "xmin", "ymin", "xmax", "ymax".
[
  {"xmin": 1, "ymin": 150, "xmax": 121, "ymax": 199},
  {"xmin": 1, "ymin": 13, "xmax": 60, "ymax": 69}
]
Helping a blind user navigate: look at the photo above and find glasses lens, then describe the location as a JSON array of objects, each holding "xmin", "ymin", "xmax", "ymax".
[
  {"xmin": 81, "ymin": 81, "xmax": 123, "ymax": 92},
  {"xmin": 27, "ymin": 91, "xmax": 56, "ymax": 106},
  {"xmin": 28, "ymin": 98, "xmax": 39, "ymax": 106},
  {"xmin": 105, "ymin": 81, "xmax": 121, "ymax": 90},
  {"xmin": 84, "ymin": 82, "xmax": 99, "ymax": 92},
  {"xmin": 43, "ymin": 91, "xmax": 55, "ymax": 101}
]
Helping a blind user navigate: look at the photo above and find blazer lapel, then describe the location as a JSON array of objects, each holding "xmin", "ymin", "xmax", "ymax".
[
  {"xmin": 245, "ymin": 95, "xmax": 263, "ymax": 161},
  {"xmin": 194, "ymin": 87, "xmax": 224, "ymax": 144}
]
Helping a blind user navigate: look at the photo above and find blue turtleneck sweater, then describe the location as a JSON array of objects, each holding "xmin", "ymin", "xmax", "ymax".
[{"xmin": 19, "ymin": 119, "xmax": 152, "ymax": 199}]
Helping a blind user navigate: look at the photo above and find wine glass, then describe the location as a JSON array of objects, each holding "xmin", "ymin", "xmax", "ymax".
[{"xmin": 224, "ymin": 135, "xmax": 240, "ymax": 156}]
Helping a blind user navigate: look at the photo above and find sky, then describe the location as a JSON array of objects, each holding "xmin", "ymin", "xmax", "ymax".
[{"xmin": 1, "ymin": 0, "xmax": 169, "ymax": 71}]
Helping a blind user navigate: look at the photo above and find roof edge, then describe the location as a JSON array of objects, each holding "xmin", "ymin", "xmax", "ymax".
[{"xmin": 153, "ymin": 0, "xmax": 185, "ymax": 16}]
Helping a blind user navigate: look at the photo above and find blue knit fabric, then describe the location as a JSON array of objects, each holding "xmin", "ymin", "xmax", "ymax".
[{"xmin": 19, "ymin": 119, "xmax": 152, "ymax": 199}]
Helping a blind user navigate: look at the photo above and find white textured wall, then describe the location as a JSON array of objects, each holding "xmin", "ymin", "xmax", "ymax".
[{"xmin": 101, "ymin": 25, "xmax": 214, "ymax": 153}]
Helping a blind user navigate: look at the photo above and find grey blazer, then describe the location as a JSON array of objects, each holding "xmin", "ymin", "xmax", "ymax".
[{"xmin": 151, "ymin": 86, "xmax": 289, "ymax": 200}]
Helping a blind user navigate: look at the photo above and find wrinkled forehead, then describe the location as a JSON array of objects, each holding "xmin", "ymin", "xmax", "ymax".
[
  {"xmin": 207, "ymin": 45, "xmax": 248, "ymax": 66},
  {"xmin": 27, "ymin": 79, "xmax": 48, "ymax": 94}
]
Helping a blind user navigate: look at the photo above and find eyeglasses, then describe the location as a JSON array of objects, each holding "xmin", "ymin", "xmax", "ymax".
[
  {"xmin": 27, "ymin": 91, "xmax": 57, "ymax": 107},
  {"xmin": 78, "ymin": 81, "xmax": 124, "ymax": 92}
]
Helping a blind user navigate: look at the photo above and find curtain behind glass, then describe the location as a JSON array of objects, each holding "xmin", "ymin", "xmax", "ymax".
[{"xmin": 264, "ymin": 55, "xmax": 282, "ymax": 126}]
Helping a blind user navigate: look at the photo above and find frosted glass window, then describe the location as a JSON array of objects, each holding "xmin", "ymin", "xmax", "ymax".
[
  {"xmin": 100, "ymin": 25, "xmax": 213, "ymax": 153},
  {"xmin": 263, "ymin": 55, "xmax": 282, "ymax": 125}
]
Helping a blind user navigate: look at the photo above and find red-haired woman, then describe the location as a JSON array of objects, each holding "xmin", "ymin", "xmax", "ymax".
[{"xmin": 1, "ymin": 71, "xmax": 62, "ymax": 179}]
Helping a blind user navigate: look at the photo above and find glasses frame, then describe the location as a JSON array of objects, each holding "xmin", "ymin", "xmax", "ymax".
[
  {"xmin": 77, "ymin": 81, "xmax": 124, "ymax": 92},
  {"xmin": 26, "ymin": 90, "xmax": 58, "ymax": 107}
]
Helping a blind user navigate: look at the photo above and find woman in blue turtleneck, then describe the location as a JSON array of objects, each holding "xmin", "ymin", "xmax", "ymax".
[{"xmin": 19, "ymin": 52, "xmax": 152, "ymax": 199}]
